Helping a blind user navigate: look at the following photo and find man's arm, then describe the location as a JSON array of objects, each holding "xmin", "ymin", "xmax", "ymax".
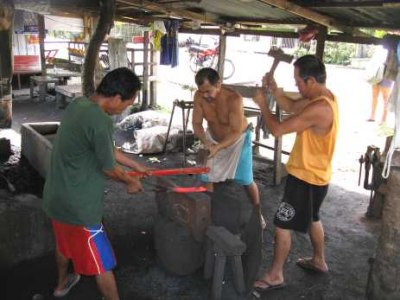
[
  {"xmin": 262, "ymin": 73, "xmax": 307, "ymax": 114},
  {"xmin": 114, "ymin": 148, "xmax": 149, "ymax": 173},
  {"xmin": 103, "ymin": 149, "xmax": 152, "ymax": 194},
  {"xmin": 273, "ymin": 88, "xmax": 308, "ymax": 114},
  {"xmin": 192, "ymin": 92, "xmax": 209, "ymax": 146},
  {"xmin": 254, "ymin": 90, "xmax": 332, "ymax": 138},
  {"xmin": 104, "ymin": 165, "xmax": 143, "ymax": 194}
]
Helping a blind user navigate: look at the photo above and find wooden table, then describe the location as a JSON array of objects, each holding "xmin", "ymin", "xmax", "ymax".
[
  {"xmin": 30, "ymin": 76, "xmax": 60, "ymax": 101},
  {"xmin": 46, "ymin": 70, "xmax": 81, "ymax": 85},
  {"xmin": 55, "ymin": 84, "xmax": 82, "ymax": 109}
]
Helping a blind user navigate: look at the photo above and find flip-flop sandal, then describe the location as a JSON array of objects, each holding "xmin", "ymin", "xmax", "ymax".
[
  {"xmin": 296, "ymin": 257, "xmax": 328, "ymax": 273},
  {"xmin": 253, "ymin": 279, "xmax": 286, "ymax": 292},
  {"xmin": 53, "ymin": 273, "xmax": 81, "ymax": 298}
]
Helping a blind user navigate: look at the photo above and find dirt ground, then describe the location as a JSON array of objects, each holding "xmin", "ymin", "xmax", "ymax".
[{"xmin": 0, "ymin": 91, "xmax": 384, "ymax": 300}]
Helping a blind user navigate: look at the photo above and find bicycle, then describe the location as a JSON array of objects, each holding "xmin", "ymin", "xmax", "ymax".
[{"xmin": 187, "ymin": 44, "xmax": 235, "ymax": 80}]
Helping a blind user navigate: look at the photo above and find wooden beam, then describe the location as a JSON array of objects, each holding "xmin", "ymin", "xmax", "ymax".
[
  {"xmin": 180, "ymin": 27, "xmax": 384, "ymax": 45},
  {"xmin": 116, "ymin": 0, "xmax": 218, "ymax": 24},
  {"xmin": 257, "ymin": 0, "xmax": 358, "ymax": 34},
  {"xmin": 300, "ymin": 1, "xmax": 400, "ymax": 8}
]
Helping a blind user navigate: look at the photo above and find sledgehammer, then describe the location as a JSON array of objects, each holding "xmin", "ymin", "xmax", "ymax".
[
  {"xmin": 266, "ymin": 47, "xmax": 294, "ymax": 78},
  {"xmin": 257, "ymin": 47, "xmax": 294, "ymax": 138}
]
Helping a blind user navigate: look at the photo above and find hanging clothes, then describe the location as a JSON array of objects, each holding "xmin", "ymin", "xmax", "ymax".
[
  {"xmin": 151, "ymin": 20, "xmax": 166, "ymax": 51},
  {"xmin": 160, "ymin": 20, "xmax": 180, "ymax": 67}
]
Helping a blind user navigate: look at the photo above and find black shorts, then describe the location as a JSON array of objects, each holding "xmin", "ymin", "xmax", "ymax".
[{"xmin": 273, "ymin": 174, "xmax": 328, "ymax": 233}]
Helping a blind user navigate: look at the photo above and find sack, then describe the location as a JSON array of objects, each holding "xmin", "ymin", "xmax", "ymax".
[
  {"xmin": 132, "ymin": 126, "xmax": 179, "ymax": 154},
  {"xmin": 365, "ymin": 63, "xmax": 385, "ymax": 85}
]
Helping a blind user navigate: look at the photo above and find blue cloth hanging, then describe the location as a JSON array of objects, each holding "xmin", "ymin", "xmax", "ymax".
[{"xmin": 160, "ymin": 20, "xmax": 180, "ymax": 67}]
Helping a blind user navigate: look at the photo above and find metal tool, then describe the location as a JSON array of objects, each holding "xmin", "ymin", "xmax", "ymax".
[
  {"xmin": 257, "ymin": 47, "xmax": 294, "ymax": 138},
  {"xmin": 358, "ymin": 154, "xmax": 364, "ymax": 186},
  {"xmin": 358, "ymin": 145, "xmax": 384, "ymax": 218},
  {"xmin": 127, "ymin": 166, "xmax": 209, "ymax": 177},
  {"xmin": 266, "ymin": 47, "xmax": 294, "ymax": 78},
  {"xmin": 143, "ymin": 180, "xmax": 207, "ymax": 193}
]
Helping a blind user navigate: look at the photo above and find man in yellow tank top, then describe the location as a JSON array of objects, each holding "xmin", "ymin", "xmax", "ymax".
[{"xmin": 252, "ymin": 55, "xmax": 339, "ymax": 292}]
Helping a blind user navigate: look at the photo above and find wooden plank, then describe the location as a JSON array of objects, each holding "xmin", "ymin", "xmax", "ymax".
[
  {"xmin": 55, "ymin": 84, "xmax": 82, "ymax": 99},
  {"xmin": 257, "ymin": 0, "xmax": 361, "ymax": 34},
  {"xmin": 225, "ymin": 84, "xmax": 301, "ymax": 100},
  {"xmin": 223, "ymin": 84, "xmax": 257, "ymax": 98}
]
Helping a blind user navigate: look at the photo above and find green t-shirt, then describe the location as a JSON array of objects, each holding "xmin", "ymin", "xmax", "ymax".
[{"xmin": 42, "ymin": 96, "xmax": 116, "ymax": 226}]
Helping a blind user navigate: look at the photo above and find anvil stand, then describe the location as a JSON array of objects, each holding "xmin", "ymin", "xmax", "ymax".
[{"xmin": 163, "ymin": 99, "xmax": 194, "ymax": 167}]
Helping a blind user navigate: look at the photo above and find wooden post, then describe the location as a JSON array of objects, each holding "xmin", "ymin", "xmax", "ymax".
[
  {"xmin": 150, "ymin": 44, "xmax": 158, "ymax": 107},
  {"xmin": 108, "ymin": 37, "xmax": 128, "ymax": 69},
  {"xmin": 217, "ymin": 33, "xmax": 227, "ymax": 81},
  {"xmin": 141, "ymin": 31, "xmax": 150, "ymax": 110},
  {"xmin": 83, "ymin": 14, "xmax": 92, "ymax": 42},
  {"xmin": 315, "ymin": 26, "xmax": 327, "ymax": 61},
  {"xmin": 0, "ymin": 0, "xmax": 14, "ymax": 128},
  {"xmin": 38, "ymin": 14, "xmax": 46, "ymax": 74},
  {"xmin": 367, "ymin": 150, "xmax": 400, "ymax": 299},
  {"xmin": 273, "ymin": 106, "xmax": 282, "ymax": 185},
  {"xmin": 82, "ymin": 0, "xmax": 115, "ymax": 97}
]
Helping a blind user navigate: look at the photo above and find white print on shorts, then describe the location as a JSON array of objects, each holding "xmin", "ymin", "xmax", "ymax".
[{"xmin": 276, "ymin": 202, "xmax": 295, "ymax": 222}]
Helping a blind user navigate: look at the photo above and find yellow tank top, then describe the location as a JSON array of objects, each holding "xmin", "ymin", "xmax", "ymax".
[{"xmin": 286, "ymin": 95, "xmax": 338, "ymax": 185}]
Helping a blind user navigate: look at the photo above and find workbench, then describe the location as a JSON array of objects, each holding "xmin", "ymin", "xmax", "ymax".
[{"xmin": 55, "ymin": 84, "xmax": 82, "ymax": 108}]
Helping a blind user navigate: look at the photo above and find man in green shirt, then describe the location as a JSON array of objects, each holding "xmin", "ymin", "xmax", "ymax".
[{"xmin": 43, "ymin": 68, "xmax": 149, "ymax": 300}]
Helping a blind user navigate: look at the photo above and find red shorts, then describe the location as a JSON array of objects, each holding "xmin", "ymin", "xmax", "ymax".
[{"xmin": 52, "ymin": 219, "xmax": 117, "ymax": 275}]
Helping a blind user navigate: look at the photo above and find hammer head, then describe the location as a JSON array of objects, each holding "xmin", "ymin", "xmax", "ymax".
[
  {"xmin": 267, "ymin": 47, "xmax": 294, "ymax": 64},
  {"xmin": 196, "ymin": 148, "xmax": 210, "ymax": 166}
]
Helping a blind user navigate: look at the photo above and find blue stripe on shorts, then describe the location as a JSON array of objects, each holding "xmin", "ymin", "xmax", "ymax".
[{"xmin": 88, "ymin": 224, "xmax": 116, "ymax": 272}]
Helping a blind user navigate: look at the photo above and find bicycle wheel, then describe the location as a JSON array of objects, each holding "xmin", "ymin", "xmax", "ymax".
[
  {"xmin": 189, "ymin": 56, "xmax": 201, "ymax": 73},
  {"xmin": 212, "ymin": 58, "xmax": 235, "ymax": 79},
  {"xmin": 223, "ymin": 59, "xmax": 235, "ymax": 80}
]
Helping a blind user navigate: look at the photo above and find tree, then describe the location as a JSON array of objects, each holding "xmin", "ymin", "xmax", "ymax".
[
  {"xmin": 0, "ymin": 0, "xmax": 14, "ymax": 128},
  {"xmin": 82, "ymin": 0, "xmax": 115, "ymax": 97},
  {"xmin": 367, "ymin": 152, "xmax": 400, "ymax": 299}
]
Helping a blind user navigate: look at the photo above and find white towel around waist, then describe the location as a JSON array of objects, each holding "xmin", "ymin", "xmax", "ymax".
[{"xmin": 205, "ymin": 129, "xmax": 246, "ymax": 182}]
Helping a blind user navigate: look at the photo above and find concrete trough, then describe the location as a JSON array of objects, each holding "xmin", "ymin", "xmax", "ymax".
[{"xmin": 20, "ymin": 122, "xmax": 59, "ymax": 178}]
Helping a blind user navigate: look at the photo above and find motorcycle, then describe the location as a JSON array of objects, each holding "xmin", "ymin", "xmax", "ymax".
[{"xmin": 187, "ymin": 44, "xmax": 235, "ymax": 80}]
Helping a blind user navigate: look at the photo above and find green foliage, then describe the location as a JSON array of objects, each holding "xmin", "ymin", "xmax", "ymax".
[
  {"xmin": 48, "ymin": 30, "xmax": 81, "ymax": 40},
  {"xmin": 324, "ymin": 42, "xmax": 356, "ymax": 65},
  {"xmin": 293, "ymin": 41, "xmax": 357, "ymax": 65}
]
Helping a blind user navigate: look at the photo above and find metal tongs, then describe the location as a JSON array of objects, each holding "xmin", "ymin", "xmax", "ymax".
[{"xmin": 127, "ymin": 166, "xmax": 209, "ymax": 193}]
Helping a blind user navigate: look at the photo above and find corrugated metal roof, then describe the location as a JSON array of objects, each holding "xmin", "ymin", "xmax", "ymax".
[
  {"xmin": 114, "ymin": 0, "xmax": 400, "ymax": 33},
  {"xmin": 16, "ymin": 0, "xmax": 400, "ymax": 35}
]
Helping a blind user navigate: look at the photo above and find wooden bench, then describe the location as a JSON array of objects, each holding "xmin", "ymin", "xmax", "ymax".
[{"xmin": 55, "ymin": 84, "xmax": 82, "ymax": 109}]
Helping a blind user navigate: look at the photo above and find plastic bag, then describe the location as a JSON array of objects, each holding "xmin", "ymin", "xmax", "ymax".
[
  {"xmin": 116, "ymin": 110, "xmax": 169, "ymax": 131},
  {"xmin": 132, "ymin": 126, "xmax": 179, "ymax": 154}
]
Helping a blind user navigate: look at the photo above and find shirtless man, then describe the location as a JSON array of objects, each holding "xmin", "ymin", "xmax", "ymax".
[
  {"xmin": 252, "ymin": 55, "xmax": 338, "ymax": 292},
  {"xmin": 192, "ymin": 67, "xmax": 262, "ymax": 221}
]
